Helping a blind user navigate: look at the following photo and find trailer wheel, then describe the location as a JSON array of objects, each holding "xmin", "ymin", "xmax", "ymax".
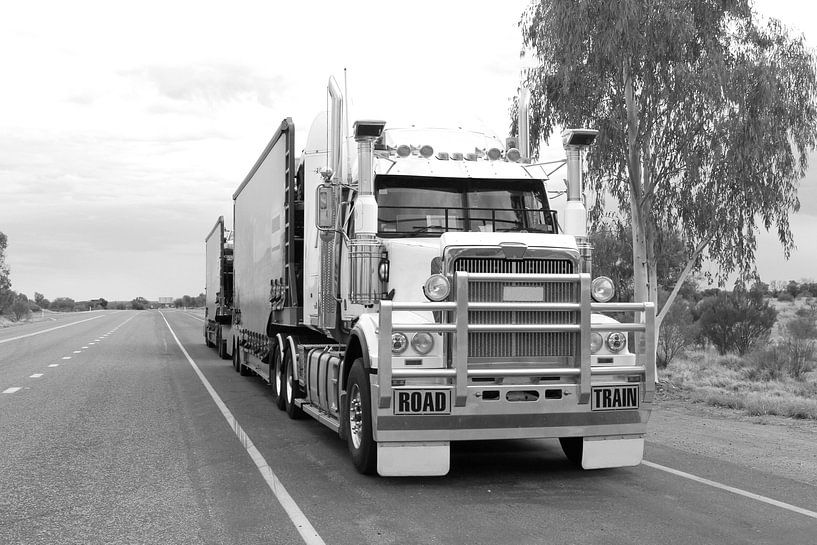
[
  {"xmin": 271, "ymin": 343, "xmax": 286, "ymax": 410},
  {"xmin": 344, "ymin": 358, "xmax": 377, "ymax": 474},
  {"xmin": 237, "ymin": 344, "xmax": 251, "ymax": 376},
  {"xmin": 559, "ymin": 437, "xmax": 583, "ymax": 467},
  {"xmin": 232, "ymin": 342, "xmax": 240, "ymax": 373},
  {"xmin": 284, "ymin": 344, "xmax": 303, "ymax": 419}
]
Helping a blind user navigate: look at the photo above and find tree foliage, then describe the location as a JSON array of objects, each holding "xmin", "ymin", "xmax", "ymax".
[
  {"xmin": 50, "ymin": 297, "xmax": 76, "ymax": 312},
  {"xmin": 11, "ymin": 293, "xmax": 30, "ymax": 321},
  {"xmin": 519, "ymin": 0, "xmax": 817, "ymax": 331},
  {"xmin": 696, "ymin": 290, "xmax": 776, "ymax": 356},
  {"xmin": 131, "ymin": 297, "xmax": 149, "ymax": 310},
  {"xmin": 0, "ymin": 231, "xmax": 12, "ymax": 315},
  {"xmin": 34, "ymin": 292, "xmax": 50, "ymax": 310}
]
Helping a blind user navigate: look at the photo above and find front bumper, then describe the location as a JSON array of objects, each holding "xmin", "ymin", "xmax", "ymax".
[{"xmin": 373, "ymin": 271, "xmax": 656, "ymax": 443}]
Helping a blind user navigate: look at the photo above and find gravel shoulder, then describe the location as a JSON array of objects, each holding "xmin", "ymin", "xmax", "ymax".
[{"xmin": 647, "ymin": 396, "xmax": 817, "ymax": 486}]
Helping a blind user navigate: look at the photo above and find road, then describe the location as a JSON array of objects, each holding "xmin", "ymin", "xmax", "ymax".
[{"xmin": 1, "ymin": 310, "xmax": 815, "ymax": 544}]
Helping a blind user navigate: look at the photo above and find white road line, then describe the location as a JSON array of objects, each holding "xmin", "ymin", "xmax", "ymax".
[
  {"xmin": 3, "ymin": 387, "xmax": 22, "ymax": 394},
  {"xmin": 30, "ymin": 374, "xmax": 43, "ymax": 378},
  {"xmin": 642, "ymin": 460, "xmax": 817, "ymax": 520},
  {"xmin": 62, "ymin": 356, "xmax": 71, "ymax": 360},
  {"xmin": 82, "ymin": 346, "xmax": 88, "ymax": 349},
  {"xmin": 73, "ymin": 350, "xmax": 82, "ymax": 353},
  {"xmin": 0, "ymin": 315, "xmax": 105, "ymax": 345},
  {"xmin": 160, "ymin": 312, "xmax": 326, "ymax": 545},
  {"xmin": 48, "ymin": 364, "xmax": 59, "ymax": 367}
]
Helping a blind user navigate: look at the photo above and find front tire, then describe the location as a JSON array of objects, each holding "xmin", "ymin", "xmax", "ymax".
[
  {"xmin": 559, "ymin": 437, "xmax": 583, "ymax": 467},
  {"xmin": 344, "ymin": 358, "xmax": 377, "ymax": 474}
]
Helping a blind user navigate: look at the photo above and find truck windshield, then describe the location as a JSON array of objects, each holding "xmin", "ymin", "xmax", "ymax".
[{"xmin": 375, "ymin": 175, "xmax": 557, "ymax": 237}]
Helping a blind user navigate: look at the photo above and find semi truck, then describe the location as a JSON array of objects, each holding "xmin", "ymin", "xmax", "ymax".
[
  {"xmin": 221, "ymin": 78, "xmax": 656, "ymax": 476},
  {"xmin": 204, "ymin": 216, "xmax": 233, "ymax": 359}
]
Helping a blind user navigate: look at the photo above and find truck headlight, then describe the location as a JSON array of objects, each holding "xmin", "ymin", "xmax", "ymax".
[
  {"xmin": 411, "ymin": 332, "xmax": 434, "ymax": 355},
  {"xmin": 590, "ymin": 332, "xmax": 603, "ymax": 353},
  {"xmin": 606, "ymin": 332, "xmax": 627, "ymax": 352},
  {"xmin": 591, "ymin": 276, "xmax": 615, "ymax": 302},
  {"xmin": 391, "ymin": 333, "xmax": 408, "ymax": 354},
  {"xmin": 423, "ymin": 274, "xmax": 450, "ymax": 301}
]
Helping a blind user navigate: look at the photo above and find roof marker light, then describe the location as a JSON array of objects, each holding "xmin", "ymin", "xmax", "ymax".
[
  {"xmin": 465, "ymin": 153, "xmax": 478, "ymax": 161},
  {"xmin": 487, "ymin": 147, "xmax": 502, "ymax": 161},
  {"xmin": 506, "ymin": 148, "xmax": 521, "ymax": 162},
  {"xmin": 396, "ymin": 144, "xmax": 411, "ymax": 157},
  {"xmin": 436, "ymin": 152, "xmax": 450, "ymax": 160},
  {"xmin": 451, "ymin": 152, "xmax": 463, "ymax": 161},
  {"xmin": 420, "ymin": 145, "xmax": 434, "ymax": 158}
]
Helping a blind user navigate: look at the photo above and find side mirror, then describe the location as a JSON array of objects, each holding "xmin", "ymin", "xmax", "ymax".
[{"xmin": 316, "ymin": 184, "xmax": 334, "ymax": 230}]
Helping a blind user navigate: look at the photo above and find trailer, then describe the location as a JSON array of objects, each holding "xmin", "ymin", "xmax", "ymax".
[
  {"xmin": 204, "ymin": 216, "xmax": 233, "ymax": 359},
  {"xmin": 226, "ymin": 79, "xmax": 655, "ymax": 476}
]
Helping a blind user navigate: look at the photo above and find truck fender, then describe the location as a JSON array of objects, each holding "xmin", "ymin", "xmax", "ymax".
[{"xmin": 350, "ymin": 313, "xmax": 379, "ymax": 371}]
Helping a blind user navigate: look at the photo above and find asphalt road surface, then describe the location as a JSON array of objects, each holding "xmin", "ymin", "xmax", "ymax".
[{"xmin": 1, "ymin": 310, "xmax": 815, "ymax": 544}]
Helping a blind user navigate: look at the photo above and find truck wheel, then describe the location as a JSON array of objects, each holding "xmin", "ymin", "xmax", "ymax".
[
  {"xmin": 344, "ymin": 358, "xmax": 377, "ymax": 474},
  {"xmin": 559, "ymin": 437, "xmax": 583, "ymax": 467},
  {"xmin": 271, "ymin": 344, "xmax": 286, "ymax": 410},
  {"xmin": 232, "ymin": 343, "xmax": 240, "ymax": 372},
  {"xmin": 284, "ymin": 344, "xmax": 303, "ymax": 419},
  {"xmin": 217, "ymin": 329, "xmax": 226, "ymax": 359},
  {"xmin": 237, "ymin": 344, "xmax": 251, "ymax": 376}
]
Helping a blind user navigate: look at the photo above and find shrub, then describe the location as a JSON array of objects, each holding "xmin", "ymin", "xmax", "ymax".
[
  {"xmin": 657, "ymin": 298, "xmax": 699, "ymax": 368},
  {"xmin": 697, "ymin": 291, "xmax": 777, "ymax": 356},
  {"xmin": 777, "ymin": 292, "xmax": 794, "ymax": 302}
]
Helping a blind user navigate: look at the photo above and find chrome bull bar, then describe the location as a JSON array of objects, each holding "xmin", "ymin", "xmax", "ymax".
[{"xmin": 377, "ymin": 271, "xmax": 656, "ymax": 410}]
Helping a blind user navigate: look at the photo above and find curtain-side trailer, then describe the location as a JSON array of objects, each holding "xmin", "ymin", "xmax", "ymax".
[{"xmin": 226, "ymin": 80, "xmax": 656, "ymax": 477}]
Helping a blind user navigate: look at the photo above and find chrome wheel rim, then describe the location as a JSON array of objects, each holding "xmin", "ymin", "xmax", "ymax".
[{"xmin": 348, "ymin": 383, "xmax": 363, "ymax": 450}]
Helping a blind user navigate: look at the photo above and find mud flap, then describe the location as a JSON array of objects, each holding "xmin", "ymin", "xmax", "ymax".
[
  {"xmin": 376, "ymin": 442, "xmax": 450, "ymax": 477},
  {"xmin": 581, "ymin": 436, "xmax": 644, "ymax": 469}
]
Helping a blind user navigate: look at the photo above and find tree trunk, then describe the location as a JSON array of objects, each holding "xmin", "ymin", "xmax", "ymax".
[{"xmin": 624, "ymin": 62, "xmax": 649, "ymax": 307}]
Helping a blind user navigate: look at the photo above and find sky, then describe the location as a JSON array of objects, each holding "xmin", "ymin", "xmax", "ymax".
[{"xmin": 0, "ymin": 0, "xmax": 815, "ymax": 301}]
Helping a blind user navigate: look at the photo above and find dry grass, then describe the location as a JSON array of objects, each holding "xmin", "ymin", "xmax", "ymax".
[{"xmin": 659, "ymin": 346, "xmax": 817, "ymax": 420}]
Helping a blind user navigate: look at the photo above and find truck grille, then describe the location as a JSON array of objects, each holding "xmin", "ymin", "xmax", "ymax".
[{"xmin": 451, "ymin": 257, "xmax": 578, "ymax": 360}]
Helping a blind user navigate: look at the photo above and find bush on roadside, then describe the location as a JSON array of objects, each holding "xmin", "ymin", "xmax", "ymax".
[
  {"xmin": 777, "ymin": 292, "xmax": 794, "ymax": 302},
  {"xmin": 697, "ymin": 290, "xmax": 777, "ymax": 356},
  {"xmin": 657, "ymin": 297, "xmax": 699, "ymax": 368}
]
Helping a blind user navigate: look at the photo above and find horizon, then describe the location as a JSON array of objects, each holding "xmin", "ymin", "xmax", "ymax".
[{"xmin": 1, "ymin": 0, "xmax": 815, "ymax": 302}]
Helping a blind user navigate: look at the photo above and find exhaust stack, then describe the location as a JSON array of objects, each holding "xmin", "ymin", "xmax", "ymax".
[
  {"xmin": 518, "ymin": 88, "xmax": 530, "ymax": 161},
  {"xmin": 327, "ymin": 77, "xmax": 344, "ymax": 179},
  {"xmin": 349, "ymin": 120, "xmax": 386, "ymax": 306},
  {"xmin": 561, "ymin": 129, "xmax": 598, "ymax": 238}
]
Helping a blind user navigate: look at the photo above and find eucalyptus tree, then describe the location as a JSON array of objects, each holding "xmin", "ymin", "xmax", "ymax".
[{"xmin": 519, "ymin": 0, "xmax": 817, "ymax": 330}]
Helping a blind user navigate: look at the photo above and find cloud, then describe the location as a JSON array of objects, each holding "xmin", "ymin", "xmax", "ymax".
[{"xmin": 126, "ymin": 62, "xmax": 286, "ymax": 107}]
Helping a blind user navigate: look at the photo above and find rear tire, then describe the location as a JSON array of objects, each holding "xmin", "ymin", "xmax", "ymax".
[
  {"xmin": 232, "ymin": 343, "xmax": 240, "ymax": 373},
  {"xmin": 271, "ymin": 343, "xmax": 286, "ymax": 411},
  {"xmin": 344, "ymin": 358, "xmax": 377, "ymax": 474},
  {"xmin": 559, "ymin": 437, "xmax": 583, "ymax": 467},
  {"xmin": 284, "ymin": 342, "xmax": 303, "ymax": 420}
]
